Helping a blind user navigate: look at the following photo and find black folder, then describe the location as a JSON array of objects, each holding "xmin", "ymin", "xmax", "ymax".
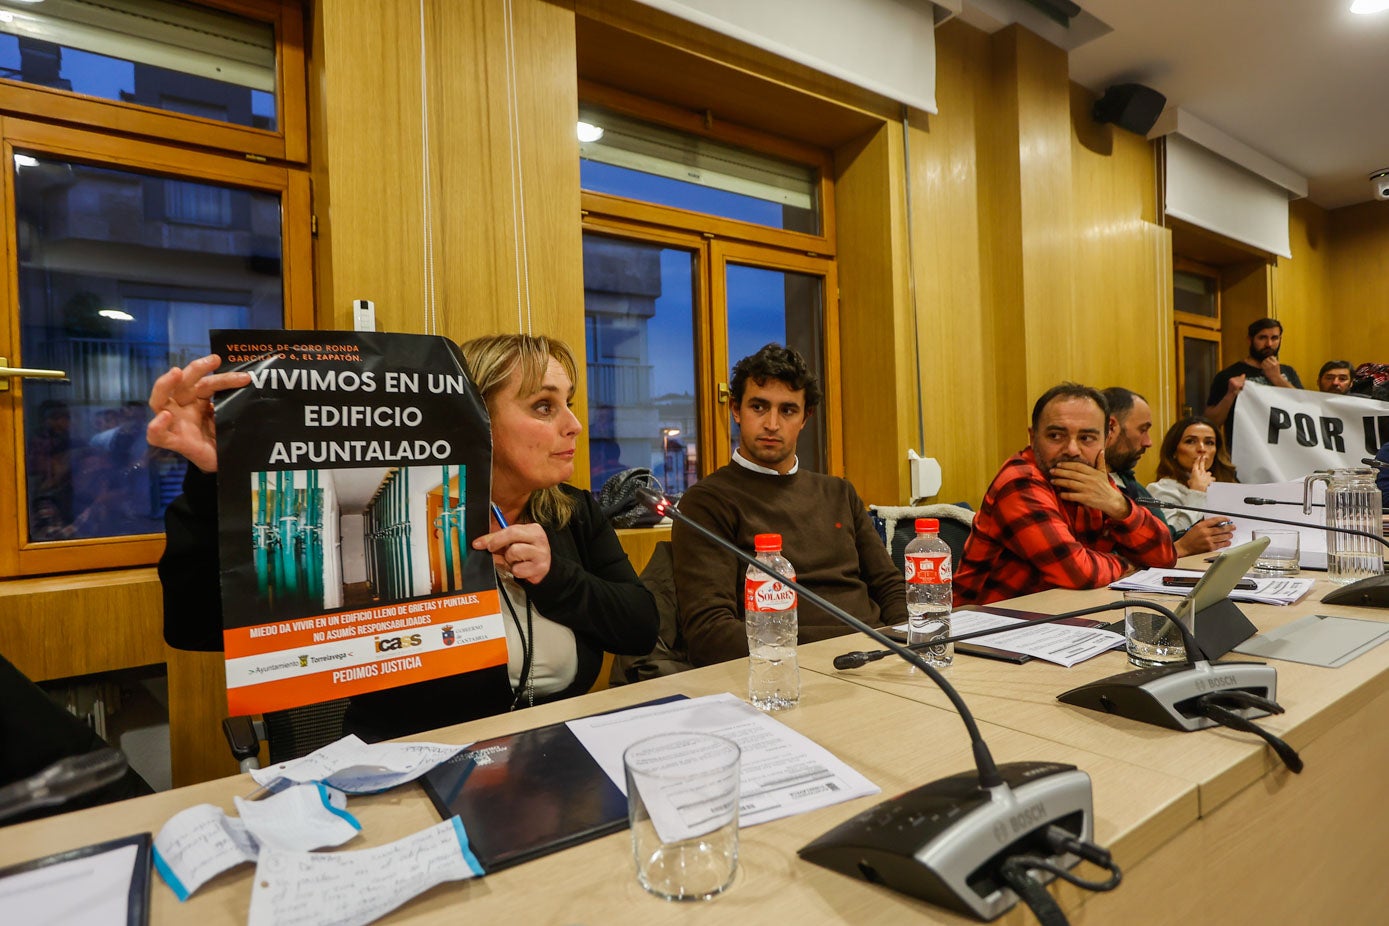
[
  {"xmin": 420, "ymin": 695, "xmax": 686, "ymax": 872},
  {"xmin": 0, "ymin": 832, "xmax": 151, "ymax": 925}
]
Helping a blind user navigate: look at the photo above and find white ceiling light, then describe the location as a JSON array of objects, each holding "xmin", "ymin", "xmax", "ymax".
[
  {"xmin": 576, "ymin": 121, "xmax": 604, "ymax": 143},
  {"xmin": 98, "ymin": 309, "xmax": 134, "ymax": 321},
  {"xmin": 1351, "ymin": 0, "xmax": 1389, "ymax": 13}
]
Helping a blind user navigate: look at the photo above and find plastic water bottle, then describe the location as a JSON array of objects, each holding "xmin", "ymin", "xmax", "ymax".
[
  {"xmin": 904, "ymin": 518, "xmax": 953, "ymax": 668},
  {"xmin": 744, "ymin": 533, "xmax": 800, "ymax": 711}
]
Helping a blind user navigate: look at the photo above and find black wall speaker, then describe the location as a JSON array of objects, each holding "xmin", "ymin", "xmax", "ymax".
[{"xmin": 1093, "ymin": 83, "xmax": 1166, "ymax": 135}]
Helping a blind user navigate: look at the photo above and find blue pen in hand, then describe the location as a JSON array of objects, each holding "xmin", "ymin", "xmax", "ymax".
[{"xmin": 490, "ymin": 503, "xmax": 508, "ymax": 529}]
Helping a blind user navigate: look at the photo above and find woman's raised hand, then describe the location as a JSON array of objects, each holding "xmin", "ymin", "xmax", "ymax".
[
  {"xmin": 146, "ymin": 355, "xmax": 251, "ymax": 473},
  {"xmin": 1188, "ymin": 453, "xmax": 1214, "ymax": 492}
]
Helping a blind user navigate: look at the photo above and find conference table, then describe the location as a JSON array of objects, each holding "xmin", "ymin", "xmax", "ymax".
[{"xmin": 5, "ymin": 569, "xmax": 1389, "ymax": 925}]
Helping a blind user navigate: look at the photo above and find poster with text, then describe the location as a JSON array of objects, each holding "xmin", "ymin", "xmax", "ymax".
[
  {"xmin": 210, "ymin": 330, "xmax": 506, "ymax": 715},
  {"xmin": 1231, "ymin": 382, "xmax": 1389, "ymax": 483}
]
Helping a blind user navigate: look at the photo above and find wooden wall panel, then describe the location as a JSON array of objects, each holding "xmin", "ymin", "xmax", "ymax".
[
  {"xmin": 907, "ymin": 22, "xmax": 1176, "ymax": 504},
  {"xmin": 975, "ymin": 27, "xmax": 1029, "ymax": 474},
  {"xmin": 1009, "ymin": 28, "xmax": 1080, "ymax": 401},
  {"xmin": 911, "ymin": 22, "xmax": 996, "ymax": 505},
  {"xmin": 310, "ymin": 0, "xmax": 427, "ymax": 332},
  {"xmin": 1220, "ymin": 260, "xmax": 1273, "ymax": 366},
  {"xmin": 313, "ymin": 0, "xmax": 584, "ymax": 342},
  {"xmin": 1328, "ymin": 201, "xmax": 1389, "ymax": 367},
  {"xmin": 1068, "ymin": 82, "xmax": 1170, "ymax": 482},
  {"xmin": 1274, "ymin": 198, "xmax": 1333, "ymax": 379},
  {"xmin": 834, "ymin": 124, "xmax": 915, "ymax": 506},
  {"xmin": 311, "ymin": 0, "xmax": 588, "ymax": 480}
]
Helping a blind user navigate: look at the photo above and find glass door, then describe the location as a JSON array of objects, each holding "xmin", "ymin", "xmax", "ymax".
[
  {"xmin": 582, "ymin": 228, "xmax": 703, "ymax": 495},
  {"xmin": 710, "ymin": 241, "xmax": 838, "ymax": 474},
  {"xmin": 1176, "ymin": 323, "xmax": 1222, "ymax": 418}
]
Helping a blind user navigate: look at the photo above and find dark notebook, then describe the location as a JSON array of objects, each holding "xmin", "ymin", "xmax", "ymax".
[{"xmin": 420, "ymin": 695, "xmax": 686, "ymax": 873}]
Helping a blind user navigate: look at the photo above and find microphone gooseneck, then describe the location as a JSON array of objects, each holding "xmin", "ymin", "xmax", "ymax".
[
  {"xmin": 638, "ymin": 487, "xmax": 1116, "ymax": 920},
  {"xmin": 1244, "ymin": 496, "xmax": 1324, "ymax": 508},
  {"xmin": 1138, "ymin": 497, "xmax": 1389, "ymax": 551},
  {"xmin": 635, "ymin": 486, "xmax": 1004, "ymax": 789},
  {"xmin": 1361, "ymin": 457, "xmax": 1389, "ymax": 471}
]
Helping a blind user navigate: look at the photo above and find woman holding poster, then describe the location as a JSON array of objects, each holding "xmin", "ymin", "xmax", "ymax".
[
  {"xmin": 149, "ymin": 334, "xmax": 658, "ymax": 740},
  {"xmin": 1147, "ymin": 416, "xmax": 1239, "ymax": 534}
]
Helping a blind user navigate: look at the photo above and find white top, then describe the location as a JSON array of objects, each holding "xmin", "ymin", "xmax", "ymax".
[
  {"xmin": 732, "ymin": 447, "xmax": 798, "ymax": 475},
  {"xmin": 498, "ymin": 574, "xmax": 577, "ymax": 697},
  {"xmin": 1145, "ymin": 478, "xmax": 1206, "ymax": 534}
]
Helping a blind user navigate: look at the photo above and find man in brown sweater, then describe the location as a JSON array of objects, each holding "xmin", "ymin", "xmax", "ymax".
[{"xmin": 672, "ymin": 344, "xmax": 906, "ymax": 666}]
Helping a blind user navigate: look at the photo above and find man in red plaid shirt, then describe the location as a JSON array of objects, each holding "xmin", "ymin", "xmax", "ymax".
[{"xmin": 954, "ymin": 383, "xmax": 1176, "ymax": 606}]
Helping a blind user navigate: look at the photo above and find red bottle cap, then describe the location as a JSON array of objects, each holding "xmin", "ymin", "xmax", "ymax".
[
  {"xmin": 754, "ymin": 533, "xmax": 782, "ymax": 552},
  {"xmin": 915, "ymin": 518, "xmax": 939, "ymax": 533}
]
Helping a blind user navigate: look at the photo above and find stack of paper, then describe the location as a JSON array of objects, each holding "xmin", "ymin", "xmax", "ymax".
[
  {"xmin": 1110, "ymin": 568, "xmax": 1314, "ymax": 606},
  {"xmin": 894, "ymin": 612, "xmax": 1124, "ymax": 667}
]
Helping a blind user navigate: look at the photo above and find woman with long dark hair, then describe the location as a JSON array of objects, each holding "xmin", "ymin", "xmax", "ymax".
[{"xmin": 1147, "ymin": 415, "xmax": 1238, "ymax": 534}]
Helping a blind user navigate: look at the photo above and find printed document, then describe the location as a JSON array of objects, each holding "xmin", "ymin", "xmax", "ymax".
[{"xmin": 566, "ymin": 692, "xmax": 878, "ymax": 827}]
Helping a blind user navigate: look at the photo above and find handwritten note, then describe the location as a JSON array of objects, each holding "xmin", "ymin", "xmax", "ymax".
[
  {"xmin": 234, "ymin": 783, "xmax": 361, "ymax": 852},
  {"xmin": 247, "ymin": 817, "xmax": 484, "ymax": 926},
  {"xmin": 153, "ymin": 804, "xmax": 258, "ymax": 901},
  {"xmin": 249, "ymin": 735, "xmax": 468, "ymax": 793}
]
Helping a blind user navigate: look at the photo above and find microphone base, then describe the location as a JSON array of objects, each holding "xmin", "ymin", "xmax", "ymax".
[
  {"xmin": 1057, "ymin": 660, "xmax": 1277, "ymax": 731},
  {"xmin": 1321, "ymin": 573, "xmax": 1389, "ymax": 609},
  {"xmin": 799, "ymin": 761, "xmax": 1092, "ymax": 921}
]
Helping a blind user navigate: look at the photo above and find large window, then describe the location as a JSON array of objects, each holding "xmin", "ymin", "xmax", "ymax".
[
  {"xmin": 0, "ymin": 0, "xmax": 310, "ymax": 577},
  {"xmin": 580, "ymin": 94, "xmax": 838, "ymax": 492},
  {"xmin": 0, "ymin": 0, "xmax": 304, "ymax": 162}
]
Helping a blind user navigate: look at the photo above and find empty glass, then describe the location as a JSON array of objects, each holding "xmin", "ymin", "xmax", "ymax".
[
  {"xmin": 1253, "ymin": 529, "xmax": 1300, "ymax": 578},
  {"xmin": 624, "ymin": 732, "xmax": 740, "ymax": 901}
]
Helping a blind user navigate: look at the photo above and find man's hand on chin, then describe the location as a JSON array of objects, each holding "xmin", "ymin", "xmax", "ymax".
[{"xmin": 1049, "ymin": 453, "xmax": 1131, "ymax": 520}]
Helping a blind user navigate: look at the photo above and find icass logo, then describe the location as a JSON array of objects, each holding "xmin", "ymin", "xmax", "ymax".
[
  {"xmin": 375, "ymin": 633, "xmax": 423, "ymax": 652},
  {"xmin": 747, "ymin": 579, "xmax": 796, "ymax": 612}
]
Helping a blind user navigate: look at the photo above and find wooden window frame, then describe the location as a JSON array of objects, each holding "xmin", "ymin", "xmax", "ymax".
[
  {"xmin": 708, "ymin": 240, "xmax": 840, "ymax": 476},
  {"xmin": 1172, "ymin": 256, "xmax": 1221, "ymax": 332},
  {"xmin": 0, "ymin": 116, "xmax": 314, "ymax": 577},
  {"xmin": 0, "ymin": 0, "xmax": 306, "ymax": 164},
  {"xmin": 581, "ymin": 221, "xmax": 841, "ymax": 480},
  {"xmin": 1175, "ymin": 322, "xmax": 1223, "ymax": 419},
  {"xmin": 579, "ymin": 80, "xmax": 835, "ymax": 256},
  {"xmin": 579, "ymin": 83, "xmax": 842, "ymax": 480}
]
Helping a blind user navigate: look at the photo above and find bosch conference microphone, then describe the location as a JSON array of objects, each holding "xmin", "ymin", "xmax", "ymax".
[{"xmin": 635, "ymin": 487, "xmax": 1116, "ymax": 922}]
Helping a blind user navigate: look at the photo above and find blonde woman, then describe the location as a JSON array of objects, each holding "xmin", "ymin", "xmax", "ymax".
[{"xmin": 150, "ymin": 334, "xmax": 657, "ymax": 739}]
